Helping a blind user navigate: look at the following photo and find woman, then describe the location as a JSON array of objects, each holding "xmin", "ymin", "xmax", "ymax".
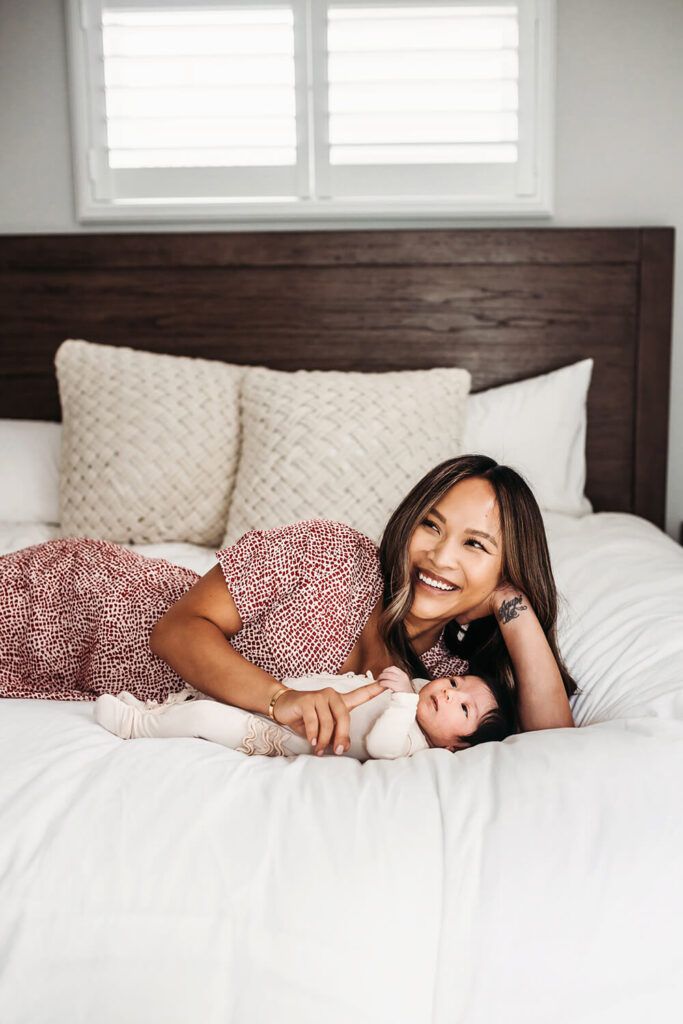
[
  {"xmin": 0, "ymin": 456, "xmax": 575, "ymax": 752},
  {"xmin": 148, "ymin": 454, "xmax": 575, "ymax": 755}
]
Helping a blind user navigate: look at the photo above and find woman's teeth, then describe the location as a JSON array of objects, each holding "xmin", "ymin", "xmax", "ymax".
[{"xmin": 418, "ymin": 571, "xmax": 457, "ymax": 592}]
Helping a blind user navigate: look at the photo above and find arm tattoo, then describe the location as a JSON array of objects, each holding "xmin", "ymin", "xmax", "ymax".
[{"xmin": 497, "ymin": 595, "xmax": 528, "ymax": 625}]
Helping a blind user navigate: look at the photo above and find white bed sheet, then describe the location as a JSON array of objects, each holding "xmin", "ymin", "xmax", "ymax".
[{"xmin": 1, "ymin": 515, "xmax": 682, "ymax": 1024}]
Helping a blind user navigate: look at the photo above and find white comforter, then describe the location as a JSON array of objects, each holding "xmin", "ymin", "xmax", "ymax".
[{"xmin": 1, "ymin": 514, "xmax": 682, "ymax": 1024}]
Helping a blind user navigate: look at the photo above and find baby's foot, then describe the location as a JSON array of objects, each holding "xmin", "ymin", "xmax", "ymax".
[{"xmin": 94, "ymin": 694, "xmax": 140, "ymax": 739}]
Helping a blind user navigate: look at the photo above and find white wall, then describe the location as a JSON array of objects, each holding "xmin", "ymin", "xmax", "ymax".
[{"xmin": 1, "ymin": 0, "xmax": 682, "ymax": 537}]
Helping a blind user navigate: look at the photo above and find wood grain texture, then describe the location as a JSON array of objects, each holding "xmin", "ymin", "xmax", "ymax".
[
  {"xmin": 633, "ymin": 229, "xmax": 674, "ymax": 525},
  {"xmin": 0, "ymin": 228, "xmax": 641, "ymax": 269},
  {"xmin": 0, "ymin": 228, "xmax": 673, "ymax": 525}
]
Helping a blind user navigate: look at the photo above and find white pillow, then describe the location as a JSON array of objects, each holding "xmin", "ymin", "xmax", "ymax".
[
  {"xmin": 462, "ymin": 359, "xmax": 593, "ymax": 515},
  {"xmin": 544, "ymin": 510, "xmax": 683, "ymax": 725},
  {"xmin": 55, "ymin": 339, "xmax": 243, "ymax": 546},
  {"xmin": 223, "ymin": 365, "xmax": 471, "ymax": 545},
  {"xmin": 0, "ymin": 419, "xmax": 61, "ymax": 524}
]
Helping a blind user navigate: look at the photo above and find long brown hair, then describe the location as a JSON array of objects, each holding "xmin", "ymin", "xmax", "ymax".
[{"xmin": 378, "ymin": 455, "xmax": 577, "ymax": 698}]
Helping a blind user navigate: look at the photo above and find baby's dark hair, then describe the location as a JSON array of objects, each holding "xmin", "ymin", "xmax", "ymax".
[{"xmin": 453, "ymin": 664, "xmax": 518, "ymax": 749}]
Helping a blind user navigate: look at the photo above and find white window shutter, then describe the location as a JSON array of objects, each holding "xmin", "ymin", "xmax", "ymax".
[
  {"xmin": 316, "ymin": 1, "xmax": 538, "ymax": 203},
  {"xmin": 66, "ymin": 0, "xmax": 554, "ymax": 221},
  {"xmin": 74, "ymin": 0, "xmax": 305, "ymax": 203}
]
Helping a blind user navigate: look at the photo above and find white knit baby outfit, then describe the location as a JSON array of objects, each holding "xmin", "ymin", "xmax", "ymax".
[{"xmin": 95, "ymin": 672, "xmax": 430, "ymax": 761}]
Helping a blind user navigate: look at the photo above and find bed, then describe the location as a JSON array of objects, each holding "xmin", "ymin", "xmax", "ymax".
[{"xmin": 1, "ymin": 228, "xmax": 681, "ymax": 1024}]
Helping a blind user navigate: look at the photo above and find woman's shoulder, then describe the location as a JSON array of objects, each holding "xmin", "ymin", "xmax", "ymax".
[
  {"xmin": 215, "ymin": 519, "xmax": 382, "ymax": 611},
  {"xmin": 300, "ymin": 518, "xmax": 378, "ymax": 550},
  {"xmin": 222, "ymin": 518, "xmax": 379, "ymax": 560},
  {"xmin": 298, "ymin": 519, "xmax": 381, "ymax": 577}
]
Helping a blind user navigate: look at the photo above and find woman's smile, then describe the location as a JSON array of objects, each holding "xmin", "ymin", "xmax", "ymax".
[{"xmin": 415, "ymin": 568, "xmax": 460, "ymax": 594}]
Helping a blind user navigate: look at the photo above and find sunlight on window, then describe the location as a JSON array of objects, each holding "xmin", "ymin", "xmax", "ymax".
[
  {"xmin": 327, "ymin": 4, "xmax": 519, "ymax": 166},
  {"xmin": 102, "ymin": 7, "xmax": 297, "ymax": 169}
]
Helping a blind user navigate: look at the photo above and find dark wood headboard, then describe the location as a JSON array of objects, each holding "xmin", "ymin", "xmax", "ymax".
[{"xmin": 0, "ymin": 228, "xmax": 674, "ymax": 526}]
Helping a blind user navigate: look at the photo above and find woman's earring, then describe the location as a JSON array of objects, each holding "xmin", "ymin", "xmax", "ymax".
[{"xmin": 456, "ymin": 623, "xmax": 470, "ymax": 643}]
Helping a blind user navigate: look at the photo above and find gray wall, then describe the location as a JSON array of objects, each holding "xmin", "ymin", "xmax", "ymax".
[{"xmin": 1, "ymin": 0, "xmax": 682, "ymax": 537}]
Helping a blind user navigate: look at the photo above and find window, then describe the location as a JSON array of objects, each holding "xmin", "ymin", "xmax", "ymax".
[{"xmin": 66, "ymin": 0, "xmax": 554, "ymax": 223}]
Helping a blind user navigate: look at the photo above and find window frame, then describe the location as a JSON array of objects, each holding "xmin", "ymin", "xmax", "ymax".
[{"xmin": 66, "ymin": 0, "xmax": 555, "ymax": 224}]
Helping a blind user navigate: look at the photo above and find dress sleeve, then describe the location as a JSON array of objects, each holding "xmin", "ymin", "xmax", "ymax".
[
  {"xmin": 215, "ymin": 518, "xmax": 379, "ymax": 633},
  {"xmin": 215, "ymin": 522, "xmax": 312, "ymax": 627}
]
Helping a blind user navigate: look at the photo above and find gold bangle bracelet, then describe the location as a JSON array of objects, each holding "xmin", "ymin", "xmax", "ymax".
[{"xmin": 268, "ymin": 686, "xmax": 289, "ymax": 721}]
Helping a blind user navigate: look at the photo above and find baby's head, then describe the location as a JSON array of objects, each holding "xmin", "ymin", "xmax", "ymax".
[{"xmin": 416, "ymin": 670, "xmax": 517, "ymax": 752}]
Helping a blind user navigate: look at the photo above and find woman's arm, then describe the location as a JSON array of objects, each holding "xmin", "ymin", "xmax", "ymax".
[
  {"xmin": 150, "ymin": 565, "xmax": 385, "ymax": 755},
  {"xmin": 150, "ymin": 565, "xmax": 279, "ymax": 710},
  {"xmin": 489, "ymin": 585, "xmax": 574, "ymax": 732}
]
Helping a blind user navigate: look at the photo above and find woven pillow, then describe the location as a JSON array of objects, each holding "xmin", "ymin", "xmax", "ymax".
[
  {"xmin": 223, "ymin": 365, "xmax": 471, "ymax": 546},
  {"xmin": 55, "ymin": 340, "xmax": 242, "ymax": 546}
]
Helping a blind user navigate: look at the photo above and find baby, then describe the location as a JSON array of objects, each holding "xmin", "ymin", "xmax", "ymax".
[{"xmin": 95, "ymin": 665, "xmax": 515, "ymax": 760}]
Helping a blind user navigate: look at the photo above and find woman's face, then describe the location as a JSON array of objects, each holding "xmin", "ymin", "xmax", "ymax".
[{"xmin": 406, "ymin": 476, "xmax": 504, "ymax": 629}]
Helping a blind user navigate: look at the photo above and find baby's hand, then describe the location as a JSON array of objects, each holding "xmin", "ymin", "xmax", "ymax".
[{"xmin": 376, "ymin": 666, "xmax": 414, "ymax": 693}]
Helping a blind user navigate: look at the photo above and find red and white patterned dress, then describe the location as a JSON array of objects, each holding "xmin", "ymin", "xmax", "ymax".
[{"xmin": 0, "ymin": 519, "xmax": 467, "ymax": 702}]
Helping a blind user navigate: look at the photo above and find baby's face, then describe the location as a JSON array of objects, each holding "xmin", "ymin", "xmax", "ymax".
[{"xmin": 416, "ymin": 675, "xmax": 498, "ymax": 751}]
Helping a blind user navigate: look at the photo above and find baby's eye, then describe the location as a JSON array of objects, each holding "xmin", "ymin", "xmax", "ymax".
[
  {"xmin": 450, "ymin": 678, "xmax": 457, "ymax": 688},
  {"xmin": 462, "ymin": 704, "xmax": 469, "ymax": 718}
]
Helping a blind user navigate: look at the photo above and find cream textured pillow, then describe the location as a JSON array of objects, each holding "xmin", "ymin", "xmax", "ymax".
[
  {"xmin": 55, "ymin": 340, "xmax": 242, "ymax": 546},
  {"xmin": 223, "ymin": 365, "xmax": 471, "ymax": 546}
]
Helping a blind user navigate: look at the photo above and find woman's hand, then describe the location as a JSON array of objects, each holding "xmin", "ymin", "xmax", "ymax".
[
  {"xmin": 489, "ymin": 582, "xmax": 529, "ymax": 623},
  {"xmin": 456, "ymin": 581, "xmax": 529, "ymax": 625},
  {"xmin": 474, "ymin": 583, "xmax": 574, "ymax": 732},
  {"xmin": 273, "ymin": 681, "xmax": 388, "ymax": 756}
]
